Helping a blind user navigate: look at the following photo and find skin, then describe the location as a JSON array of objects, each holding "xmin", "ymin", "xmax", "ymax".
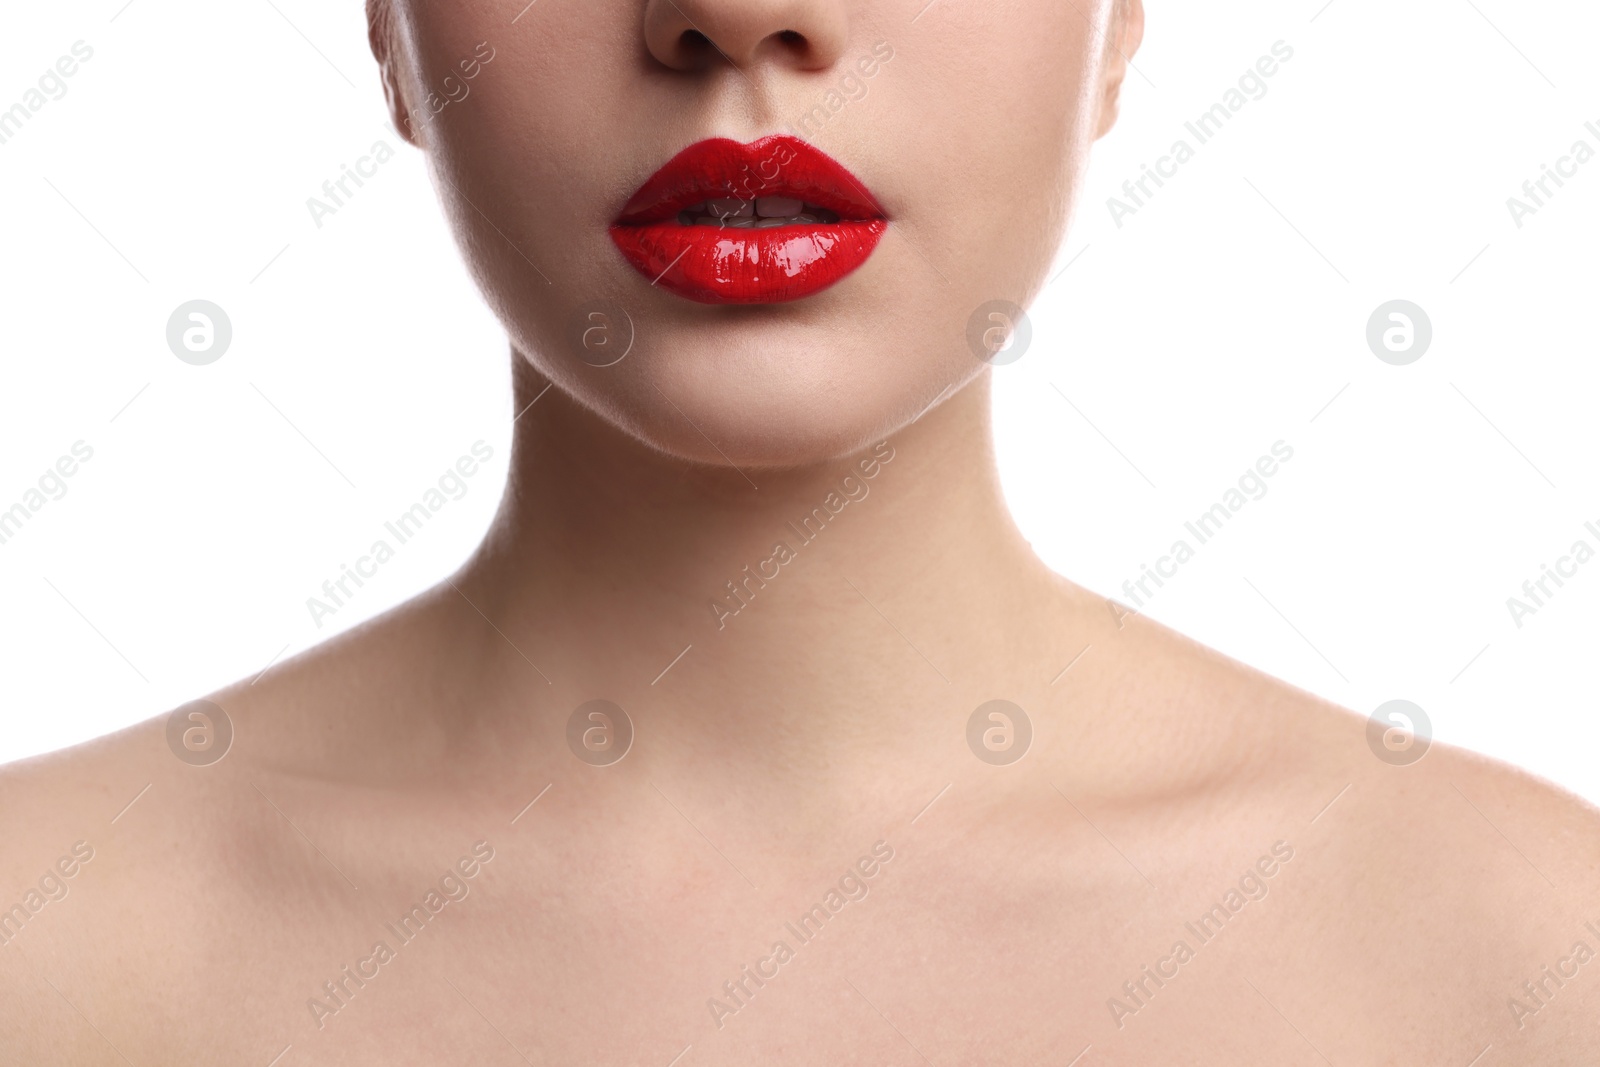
[{"xmin": 4, "ymin": 0, "xmax": 1600, "ymax": 1063}]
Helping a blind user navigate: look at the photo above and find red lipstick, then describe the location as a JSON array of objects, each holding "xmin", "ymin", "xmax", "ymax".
[{"xmin": 610, "ymin": 136, "xmax": 887, "ymax": 305}]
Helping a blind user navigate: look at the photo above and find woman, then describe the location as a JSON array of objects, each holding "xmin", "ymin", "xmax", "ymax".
[{"xmin": 4, "ymin": 0, "xmax": 1597, "ymax": 1062}]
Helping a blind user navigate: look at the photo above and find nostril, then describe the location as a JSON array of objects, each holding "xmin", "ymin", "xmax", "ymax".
[
  {"xmin": 656, "ymin": 23, "xmax": 820, "ymax": 71},
  {"xmin": 772, "ymin": 29, "xmax": 812, "ymax": 61}
]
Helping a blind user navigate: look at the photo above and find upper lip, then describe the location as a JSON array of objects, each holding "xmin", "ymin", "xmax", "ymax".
[{"xmin": 614, "ymin": 135, "xmax": 886, "ymax": 225}]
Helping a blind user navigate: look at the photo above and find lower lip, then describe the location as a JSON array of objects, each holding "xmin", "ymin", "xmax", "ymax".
[{"xmin": 609, "ymin": 218, "xmax": 888, "ymax": 305}]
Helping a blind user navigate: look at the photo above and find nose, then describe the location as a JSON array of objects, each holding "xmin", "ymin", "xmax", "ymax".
[{"xmin": 643, "ymin": 0, "xmax": 848, "ymax": 72}]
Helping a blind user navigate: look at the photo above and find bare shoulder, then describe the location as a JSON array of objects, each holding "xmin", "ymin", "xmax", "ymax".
[
  {"xmin": 0, "ymin": 596, "xmax": 453, "ymax": 1063},
  {"xmin": 1284, "ymin": 736, "xmax": 1600, "ymax": 1060},
  {"xmin": 0, "ymin": 715, "xmax": 173, "ymax": 876},
  {"xmin": 1090, "ymin": 602, "xmax": 1600, "ymax": 1059},
  {"xmin": 0, "ymin": 714, "xmax": 186, "ymax": 1059}
]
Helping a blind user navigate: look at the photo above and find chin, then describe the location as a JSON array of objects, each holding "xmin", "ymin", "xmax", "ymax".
[{"xmin": 527, "ymin": 304, "xmax": 954, "ymax": 470}]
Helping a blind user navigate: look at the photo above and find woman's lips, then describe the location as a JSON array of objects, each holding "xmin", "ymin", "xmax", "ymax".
[{"xmin": 610, "ymin": 135, "xmax": 887, "ymax": 305}]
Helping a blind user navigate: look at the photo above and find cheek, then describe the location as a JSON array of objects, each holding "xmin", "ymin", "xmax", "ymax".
[
  {"xmin": 418, "ymin": 6, "xmax": 636, "ymax": 265},
  {"xmin": 889, "ymin": 8, "xmax": 1100, "ymax": 301},
  {"xmin": 420, "ymin": 9, "xmax": 637, "ymax": 355}
]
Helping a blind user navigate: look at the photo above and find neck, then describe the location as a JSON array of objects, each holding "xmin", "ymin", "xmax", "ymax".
[{"xmin": 450, "ymin": 357, "xmax": 1071, "ymax": 750}]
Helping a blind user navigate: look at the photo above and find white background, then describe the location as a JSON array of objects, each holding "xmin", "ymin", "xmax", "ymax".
[{"xmin": 2, "ymin": 0, "xmax": 1596, "ymax": 800}]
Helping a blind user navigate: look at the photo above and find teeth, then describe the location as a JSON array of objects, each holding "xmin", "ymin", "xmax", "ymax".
[
  {"xmin": 756, "ymin": 197, "xmax": 804, "ymax": 218},
  {"xmin": 676, "ymin": 200, "xmax": 840, "ymax": 226}
]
